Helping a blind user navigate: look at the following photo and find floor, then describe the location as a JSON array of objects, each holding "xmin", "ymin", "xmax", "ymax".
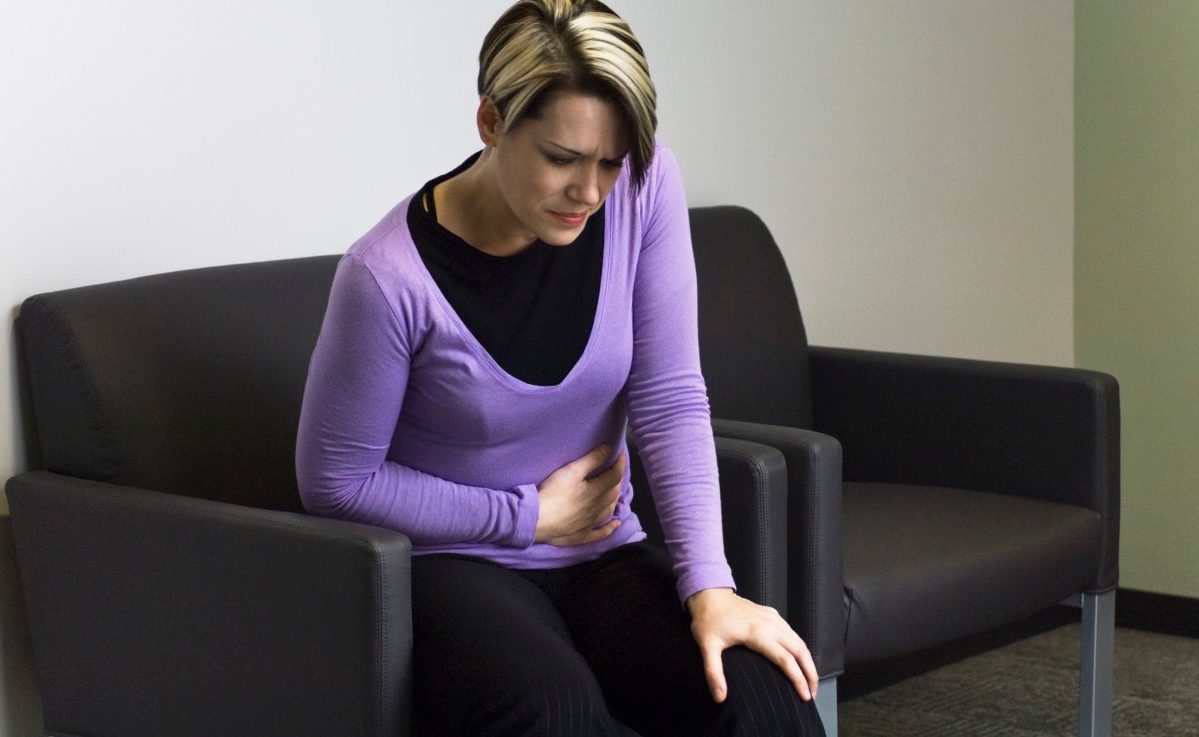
[{"xmin": 839, "ymin": 623, "xmax": 1199, "ymax": 736}]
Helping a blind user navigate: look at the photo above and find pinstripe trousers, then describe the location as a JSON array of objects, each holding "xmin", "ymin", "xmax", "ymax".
[{"xmin": 412, "ymin": 542, "xmax": 826, "ymax": 737}]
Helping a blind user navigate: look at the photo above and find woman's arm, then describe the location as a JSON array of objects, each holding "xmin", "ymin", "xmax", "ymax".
[
  {"xmin": 295, "ymin": 253, "xmax": 541, "ymax": 547},
  {"xmin": 625, "ymin": 145, "xmax": 734, "ymax": 602},
  {"xmin": 626, "ymin": 146, "xmax": 819, "ymax": 704}
]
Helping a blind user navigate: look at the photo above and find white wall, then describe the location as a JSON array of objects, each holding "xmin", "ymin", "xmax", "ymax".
[{"xmin": 0, "ymin": 1, "xmax": 1074, "ymax": 732}]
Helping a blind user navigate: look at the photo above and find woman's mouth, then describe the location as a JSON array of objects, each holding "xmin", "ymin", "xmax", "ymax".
[{"xmin": 550, "ymin": 211, "xmax": 588, "ymax": 227}]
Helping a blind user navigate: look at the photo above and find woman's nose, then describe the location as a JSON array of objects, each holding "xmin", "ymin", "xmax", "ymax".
[{"xmin": 568, "ymin": 165, "xmax": 601, "ymax": 206}]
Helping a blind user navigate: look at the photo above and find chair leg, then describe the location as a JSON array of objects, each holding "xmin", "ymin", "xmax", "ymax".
[
  {"xmin": 1079, "ymin": 590, "xmax": 1115, "ymax": 737},
  {"xmin": 815, "ymin": 676, "xmax": 838, "ymax": 737}
]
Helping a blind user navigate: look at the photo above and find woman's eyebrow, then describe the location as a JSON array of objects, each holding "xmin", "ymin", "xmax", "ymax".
[
  {"xmin": 541, "ymin": 139, "xmax": 584, "ymax": 156},
  {"xmin": 542, "ymin": 139, "xmax": 628, "ymax": 162}
]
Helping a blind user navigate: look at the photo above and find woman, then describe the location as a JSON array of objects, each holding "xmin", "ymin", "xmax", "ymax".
[{"xmin": 296, "ymin": 1, "xmax": 825, "ymax": 735}]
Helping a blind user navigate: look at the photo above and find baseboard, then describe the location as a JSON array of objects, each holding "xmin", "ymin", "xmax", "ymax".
[{"xmin": 1116, "ymin": 588, "xmax": 1199, "ymax": 638}]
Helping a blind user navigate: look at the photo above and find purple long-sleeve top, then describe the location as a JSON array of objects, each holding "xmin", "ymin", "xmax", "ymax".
[{"xmin": 295, "ymin": 143, "xmax": 734, "ymax": 602}]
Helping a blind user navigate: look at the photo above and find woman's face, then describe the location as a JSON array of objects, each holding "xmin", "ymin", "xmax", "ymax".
[{"xmin": 485, "ymin": 90, "xmax": 629, "ymax": 248}]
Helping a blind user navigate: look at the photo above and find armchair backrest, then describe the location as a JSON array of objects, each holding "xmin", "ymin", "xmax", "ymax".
[
  {"xmin": 18, "ymin": 255, "xmax": 340, "ymax": 512},
  {"xmin": 690, "ymin": 206, "xmax": 814, "ymax": 428}
]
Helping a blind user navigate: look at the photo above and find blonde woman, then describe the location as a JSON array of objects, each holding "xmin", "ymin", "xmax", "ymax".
[{"xmin": 297, "ymin": 1, "xmax": 825, "ymax": 735}]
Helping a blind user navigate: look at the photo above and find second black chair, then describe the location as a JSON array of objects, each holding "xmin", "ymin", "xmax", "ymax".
[{"xmin": 692, "ymin": 205, "xmax": 1119, "ymax": 737}]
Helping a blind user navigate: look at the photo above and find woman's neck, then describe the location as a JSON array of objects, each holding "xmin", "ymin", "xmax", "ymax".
[{"xmin": 433, "ymin": 152, "xmax": 536, "ymax": 258}]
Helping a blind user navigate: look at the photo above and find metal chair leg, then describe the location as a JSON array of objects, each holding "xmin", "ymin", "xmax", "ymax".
[
  {"xmin": 1079, "ymin": 590, "xmax": 1115, "ymax": 737},
  {"xmin": 815, "ymin": 676, "xmax": 838, "ymax": 737}
]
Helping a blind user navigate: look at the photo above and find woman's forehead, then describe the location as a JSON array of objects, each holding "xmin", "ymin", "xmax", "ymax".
[{"xmin": 521, "ymin": 92, "xmax": 629, "ymax": 155}]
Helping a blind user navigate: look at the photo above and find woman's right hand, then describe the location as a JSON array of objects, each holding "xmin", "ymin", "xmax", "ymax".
[{"xmin": 535, "ymin": 445, "xmax": 626, "ymax": 546}]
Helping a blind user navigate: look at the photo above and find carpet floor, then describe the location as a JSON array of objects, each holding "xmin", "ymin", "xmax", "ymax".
[{"xmin": 839, "ymin": 624, "xmax": 1199, "ymax": 736}]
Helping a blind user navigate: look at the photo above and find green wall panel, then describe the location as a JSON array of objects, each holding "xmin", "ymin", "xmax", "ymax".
[{"xmin": 1076, "ymin": 0, "xmax": 1199, "ymax": 597}]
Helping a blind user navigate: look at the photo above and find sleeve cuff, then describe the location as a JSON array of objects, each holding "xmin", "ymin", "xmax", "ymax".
[
  {"xmin": 507, "ymin": 482, "xmax": 540, "ymax": 548},
  {"xmin": 676, "ymin": 563, "xmax": 737, "ymax": 605}
]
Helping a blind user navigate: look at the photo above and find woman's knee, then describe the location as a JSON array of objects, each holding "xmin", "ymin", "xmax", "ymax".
[{"xmin": 718, "ymin": 647, "xmax": 826, "ymax": 737}]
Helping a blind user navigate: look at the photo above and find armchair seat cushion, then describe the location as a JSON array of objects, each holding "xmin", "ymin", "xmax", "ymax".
[{"xmin": 842, "ymin": 482, "xmax": 1103, "ymax": 664}]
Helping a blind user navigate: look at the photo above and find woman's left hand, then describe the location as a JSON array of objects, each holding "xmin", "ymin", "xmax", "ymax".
[{"xmin": 685, "ymin": 587, "xmax": 820, "ymax": 704}]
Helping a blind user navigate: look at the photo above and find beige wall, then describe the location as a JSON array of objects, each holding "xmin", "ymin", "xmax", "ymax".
[
  {"xmin": 629, "ymin": 1, "xmax": 1076, "ymax": 365},
  {"xmin": 1075, "ymin": 1, "xmax": 1199, "ymax": 598},
  {"xmin": 0, "ymin": 2, "xmax": 1075, "ymax": 732}
]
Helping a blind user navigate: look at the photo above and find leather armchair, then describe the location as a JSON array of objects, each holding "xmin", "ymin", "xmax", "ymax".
[
  {"xmin": 689, "ymin": 205, "xmax": 1120, "ymax": 737},
  {"xmin": 8, "ymin": 253, "xmax": 790, "ymax": 737}
]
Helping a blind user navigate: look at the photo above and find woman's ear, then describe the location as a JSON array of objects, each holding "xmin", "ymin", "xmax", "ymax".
[{"xmin": 476, "ymin": 96, "xmax": 503, "ymax": 147}]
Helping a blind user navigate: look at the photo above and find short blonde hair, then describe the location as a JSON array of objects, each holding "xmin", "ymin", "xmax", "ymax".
[{"xmin": 478, "ymin": 0, "xmax": 657, "ymax": 187}]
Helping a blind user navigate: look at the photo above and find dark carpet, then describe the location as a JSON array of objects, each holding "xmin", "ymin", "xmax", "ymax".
[{"xmin": 839, "ymin": 624, "xmax": 1199, "ymax": 736}]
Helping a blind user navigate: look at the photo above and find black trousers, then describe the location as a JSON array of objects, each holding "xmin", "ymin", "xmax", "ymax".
[{"xmin": 412, "ymin": 542, "xmax": 826, "ymax": 737}]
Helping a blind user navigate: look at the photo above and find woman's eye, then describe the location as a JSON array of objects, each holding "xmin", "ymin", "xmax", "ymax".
[
  {"xmin": 547, "ymin": 154, "xmax": 573, "ymax": 166},
  {"xmin": 601, "ymin": 159, "xmax": 624, "ymax": 171}
]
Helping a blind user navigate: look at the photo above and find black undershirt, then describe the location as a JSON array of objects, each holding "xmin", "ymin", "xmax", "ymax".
[{"xmin": 407, "ymin": 153, "xmax": 605, "ymax": 387}]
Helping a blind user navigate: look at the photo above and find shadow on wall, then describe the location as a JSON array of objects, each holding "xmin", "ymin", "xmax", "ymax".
[{"xmin": 9, "ymin": 303, "xmax": 42, "ymax": 481}]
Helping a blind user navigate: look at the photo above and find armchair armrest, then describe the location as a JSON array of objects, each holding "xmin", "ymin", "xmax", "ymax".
[
  {"xmin": 711, "ymin": 419, "xmax": 845, "ymax": 679},
  {"xmin": 6, "ymin": 471, "xmax": 412, "ymax": 737},
  {"xmin": 628, "ymin": 437, "xmax": 788, "ymax": 614},
  {"xmin": 809, "ymin": 345, "xmax": 1119, "ymax": 589}
]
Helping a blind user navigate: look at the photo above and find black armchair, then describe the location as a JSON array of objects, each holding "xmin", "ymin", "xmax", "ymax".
[
  {"xmin": 689, "ymin": 205, "xmax": 1119, "ymax": 737},
  {"xmin": 7, "ymin": 251, "xmax": 791, "ymax": 737}
]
